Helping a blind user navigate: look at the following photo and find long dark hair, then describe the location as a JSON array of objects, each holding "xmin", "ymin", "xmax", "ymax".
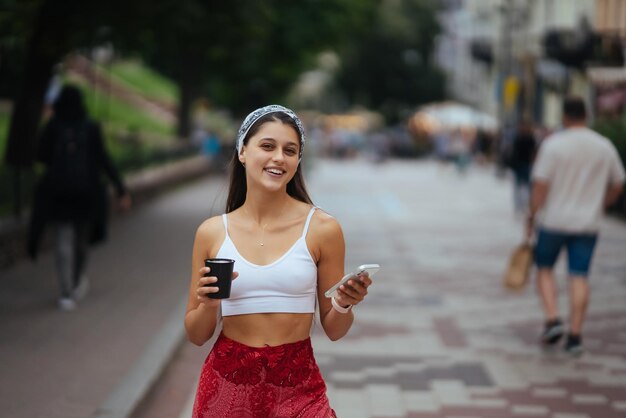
[
  {"xmin": 53, "ymin": 84, "xmax": 87, "ymax": 122},
  {"xmin": 226, "ymin": 112, "xmax": 313, "ymax": 212}
]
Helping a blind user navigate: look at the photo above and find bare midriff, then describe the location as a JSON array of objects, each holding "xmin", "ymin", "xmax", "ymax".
[{"xmin": 222, "ymin": 313, "xmax": 315, "ymax": 347}]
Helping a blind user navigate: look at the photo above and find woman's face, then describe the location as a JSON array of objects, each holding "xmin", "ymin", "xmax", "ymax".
[{"xmin": 239, "ymin": 121, "xmax": 300, "ymax": 192}]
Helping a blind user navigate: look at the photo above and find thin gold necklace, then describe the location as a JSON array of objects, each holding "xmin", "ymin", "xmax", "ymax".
[{"xmin": 245, "ymin": 203, "xmax": 287, "ymax": 247}]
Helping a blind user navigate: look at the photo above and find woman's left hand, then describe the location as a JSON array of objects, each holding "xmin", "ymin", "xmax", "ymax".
[{"xmin": 334, "ymin": 272, "xmax": 372, "ymax": 307}]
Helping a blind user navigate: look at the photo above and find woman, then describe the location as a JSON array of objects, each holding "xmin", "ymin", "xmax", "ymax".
[
  {"xmin": 28, "ymin": 84, "xmax": 131, "ymax": 311},
  {"xmin": 185, "ymin": 104, "xmax": 372, "ymax": 417}
]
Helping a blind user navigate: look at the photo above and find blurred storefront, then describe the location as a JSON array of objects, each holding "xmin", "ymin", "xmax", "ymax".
[
  {"xmin": 434, "ymin": 0, "xmax": 626, "ymax": 129},
  {"xmin": 590, "ymin": 0, "xmax": 626, "ymax": 120},
  {"xmin": 588, "ymin": 67, "xmax": 626, "ymax": 119}
]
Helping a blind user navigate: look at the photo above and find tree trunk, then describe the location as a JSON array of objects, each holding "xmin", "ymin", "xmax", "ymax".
[
  {"xmin": 175, "ymin": 51, "xmax": 203, "ymax": 141},
  {"xmin": 4, "ymin": 0, "xmax": 67, "ymax": 167},
  {"xmin": 177, "ymin": 79, "xmax": 195, "ymax": 140},
  {"xmin": 3, "ymin": 0, "xmax": 71, "ymax": 218},
  {"xmin": 3, "ymin": 63, "xmax": 54, "ymax": 166}
]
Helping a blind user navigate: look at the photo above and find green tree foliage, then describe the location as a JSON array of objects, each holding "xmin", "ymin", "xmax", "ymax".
[
  {"xmin": 1, "ymin": 0, "xmax": 379, "ymax": 164},
  {"xmin": 205, "ymin": 0, "xmax": 380, "ymax": 115},
  {"xmin": 1, "ymin": 0, "xmax": 132, "ymax": 166},
  {"xmin": 122, "ymin": 0, "xmax": 379, "ymax": 134},
  {"xmin": 336, "ymin": 0, "xmax": 445, "ymax": 123},
  {"xmin": 0, "ymin": 0, "xmax": 39, "ymax": 100},
  {"xmin": 2, "ymin": 0, "xmax": 103, "ymax": 166}
]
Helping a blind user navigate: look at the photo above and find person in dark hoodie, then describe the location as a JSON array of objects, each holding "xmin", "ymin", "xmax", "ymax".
[{"xmin": 28, "ymin": 84, "xmax": 131, "ymax": 311}]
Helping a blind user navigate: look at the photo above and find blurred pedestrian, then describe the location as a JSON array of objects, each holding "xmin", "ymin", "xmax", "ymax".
[
  {"xmin": 527, "ymin": 96, "xmax": 625, "ymax": 355},
  {"xmin": 473, "ymin": 129, "xmax": 493, "ymax": 165},
  {"xmin": 449, "ymin": 128, "xmax": 471, "ymax": 174},
  {"xmin": 432, "ymin": 129, "xmax": 451, "ymax": 165},
  {"xmin": 200, "ymin": 129, "xmax": 221, "ymax": 163},
  {"xmin": 27, "ymin": 84, "xmax": 131, "ymax": 311},
  {"xmin": 509, "ymin": 121, "xmax": 537, "ymax": 217},
  {"xmin": 185, "ymin": 105, "xmax": 372, "ymax": 417},
  {"xmin": 369, "ymin": 130, "xmax": 390, "ymax": 163}
]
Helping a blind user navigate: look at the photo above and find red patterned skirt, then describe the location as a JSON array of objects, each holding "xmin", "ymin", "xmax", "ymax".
[{"xmin": 192, "ymin": 332, "xmax": 336, "ymax": 418}]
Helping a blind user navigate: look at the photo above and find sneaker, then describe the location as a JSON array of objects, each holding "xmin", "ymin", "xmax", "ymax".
[
  {"xmin": 57, "ymin": 297, "xmax": 77, "ymax": 312},
  {"xmin": 73, "ymin": 276, "xmax": 90, "ymax": 301},
  {"xmin": 541, "ymin": 319, "xmax": 564, "ymax": 345},
  {"xmin": 564, "ymin": 334, "xmax": 584, "ymax": 356}
]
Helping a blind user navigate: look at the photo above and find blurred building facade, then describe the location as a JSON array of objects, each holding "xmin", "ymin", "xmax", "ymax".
[{"xmin": 435, "ymin": 0, "xmax": 626, "ymax": 129}]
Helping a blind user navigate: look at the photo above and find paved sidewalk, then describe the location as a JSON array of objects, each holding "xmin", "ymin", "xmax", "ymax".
[
  {"xmin": 0, "ymin": 175, "xmax": 227, "ymax": 418},
  {"xmin": 308, "ymin": 160, "xmax": 626, "ymax": 418}
]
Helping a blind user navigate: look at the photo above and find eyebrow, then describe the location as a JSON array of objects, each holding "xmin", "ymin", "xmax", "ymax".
[{"xmin": 258, "ymin": 137, "xmax": 299, "ymax": 147}]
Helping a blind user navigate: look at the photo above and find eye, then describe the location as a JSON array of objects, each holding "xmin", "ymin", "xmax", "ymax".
[
  {"xmin": 284, "ymin": 148, "xmax": 297, "ymax": 156},
  {"xmin": 260, "ymin": 143, "xmax": 274, "ymax": 150}
]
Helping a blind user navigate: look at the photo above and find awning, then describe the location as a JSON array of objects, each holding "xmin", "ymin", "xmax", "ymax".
[
  {"xmin": 587, "ymin": 67, "xmax": 626, "ymax": 86},
  {"xmin": 411, "ymin": 102, "xmax": 498, "ymax": 133}
]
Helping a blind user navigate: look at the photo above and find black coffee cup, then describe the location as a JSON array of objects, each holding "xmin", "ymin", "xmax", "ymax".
[{"xmin": 204, "ymin": 258, "xmax": 235, "ymax": 299}]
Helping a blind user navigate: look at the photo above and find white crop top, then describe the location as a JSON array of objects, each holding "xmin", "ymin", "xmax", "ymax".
[{"xmin": 217, "ymin": 207, "xmax": 318, "ymax": 316}]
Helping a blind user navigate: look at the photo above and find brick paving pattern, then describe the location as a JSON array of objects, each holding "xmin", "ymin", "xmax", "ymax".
[{"xmin": 305, "ymin": 160, "xmax": 626, "ymax": 418}]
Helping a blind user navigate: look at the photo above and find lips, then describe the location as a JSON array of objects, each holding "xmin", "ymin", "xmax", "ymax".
[{"xmin": 264, "ymin": 168, "xmax": 286, "ymax": 176}]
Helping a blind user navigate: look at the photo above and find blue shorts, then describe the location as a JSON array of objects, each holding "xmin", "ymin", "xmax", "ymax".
[{"xmin": 534, "ymin": 228, "xmax": 598, "ymax": 277}]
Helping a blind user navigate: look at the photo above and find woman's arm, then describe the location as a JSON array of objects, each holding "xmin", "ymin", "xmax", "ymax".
[
  {"xmin": 184, "ymin": 217, "xmax": 227, "ymax": 346},
  {"xmin": 314, "ymin": 213, "xmax": 371, "ymax": 341},
  {"xmin": 92, "ymin": 122, "xmax": 127, "ymax": 197}
]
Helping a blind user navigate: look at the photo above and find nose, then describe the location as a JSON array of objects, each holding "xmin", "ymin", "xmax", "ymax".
[{"xmin": 271, "ymin": 148, "xmax": 286, "ymax": 162}]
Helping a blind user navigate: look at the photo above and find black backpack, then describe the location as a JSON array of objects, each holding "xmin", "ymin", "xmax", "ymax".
[{"xmin": 47, "ymin": 120, "xmax": 92, "ymax": 197}]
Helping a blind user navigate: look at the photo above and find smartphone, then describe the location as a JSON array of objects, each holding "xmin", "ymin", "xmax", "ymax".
[{"xmin": 324, "ymin": 264, "xmax": 380, "ymax": 299}]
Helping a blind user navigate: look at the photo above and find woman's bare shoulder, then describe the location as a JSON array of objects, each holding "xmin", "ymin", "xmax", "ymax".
[
  {"xmin": 311, "ymin": 208, "xmax": 343, "ymax": 238},
  {"xmin": 194, "ymin": 215, "xmax": 227, "ymax": 257},
  {"xmin": 196, "ymin": 214, "xmax": 225, "ymax": 238},
  {"xmin": 306, "ymin": 208, "xmax": 344, "ymax": 263}
]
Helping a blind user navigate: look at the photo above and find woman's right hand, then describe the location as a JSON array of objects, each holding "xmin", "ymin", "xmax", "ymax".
[{"xmin": 196, "ymin": 267, "xmax": 238, "ymax": 307}]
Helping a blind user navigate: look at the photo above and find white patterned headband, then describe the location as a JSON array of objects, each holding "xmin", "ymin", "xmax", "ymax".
[{"xmin": 236, "ymin": 104, "xmax": 306, "ymax": 160}]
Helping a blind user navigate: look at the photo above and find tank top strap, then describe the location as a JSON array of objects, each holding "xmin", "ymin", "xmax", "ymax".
[
  {"xmin": 301, "ymin": 206, "xmax": 317, "ymax": 238},
  {"xmin": 222, "ymin": 214, "xmax": 229, "ymax": 237}
]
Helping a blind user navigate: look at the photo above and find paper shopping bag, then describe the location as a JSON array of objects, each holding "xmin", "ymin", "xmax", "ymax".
[{"xmin": 503, "ymin": 242, "xmax": 533, "ymax": 290}]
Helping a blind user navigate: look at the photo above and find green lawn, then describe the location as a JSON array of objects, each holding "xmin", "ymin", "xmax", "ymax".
[
  {"xmin": 97, "ymin": 60, "xmax": 179, "ymax": 105},
  {"xmin": 0, "ymin": 89, "xmax": 173, "ymax": 167},
  {"xmin": 79, "ymin": 84, "xmax": 174, "ymax": 138}
]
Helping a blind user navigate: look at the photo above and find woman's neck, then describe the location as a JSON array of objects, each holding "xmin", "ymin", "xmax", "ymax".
[{"xmin": 241, "ymin": 191, "xmax": 292, "ymax": 225}]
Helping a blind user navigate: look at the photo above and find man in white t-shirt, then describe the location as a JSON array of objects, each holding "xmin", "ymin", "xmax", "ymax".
[{"xmin": 527, "ymin": 96, "xmax": 625, "ymax": 355}]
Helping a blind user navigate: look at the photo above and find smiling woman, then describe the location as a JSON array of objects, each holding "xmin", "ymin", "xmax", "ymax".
[{"xmin": 184, "ymin": 105, "xmax": 374, "ymax": 418}]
